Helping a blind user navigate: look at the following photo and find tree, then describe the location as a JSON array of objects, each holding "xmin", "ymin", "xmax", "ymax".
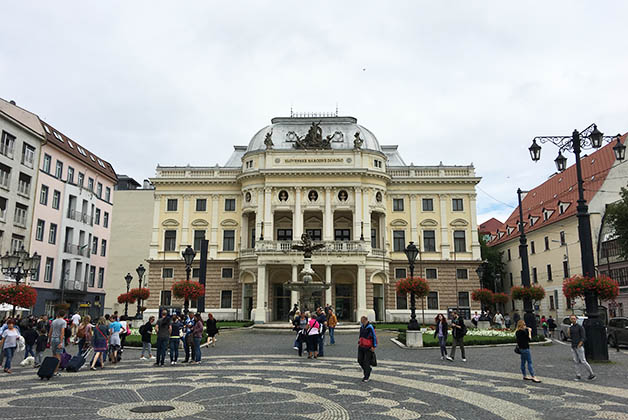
[
  {"xmin": 605, "ymin": 186, "xmax": 628, "ymax": 259},
  {"xmin": 479, "ymin": 235, "xmax": 506, "ymax": 292}
]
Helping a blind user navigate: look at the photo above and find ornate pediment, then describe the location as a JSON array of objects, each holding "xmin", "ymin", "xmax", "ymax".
[
  {"xmin": 304, "ymin": 216, "xmax": 322, "ymax": 225},
  {"xmin": 420, "ymin": 219, "xmax": 438, "ymax": 227},
  {"xmin": 390, "ymin": 219, "xmax": 408, "ymax": 227},
  {"xmin": 450, "ymin": 218, "xmax": 469, "ymax": 227},
  {"xmin": 162, "ymin": 219, "xmax": 179, "ymax": 227},
  {"xmin": 221, "ymin": 219, "xmax": 238, "ymax": 227},
  {"xmin": 191, "ymin": 219, "xmax": 209, "ymax": 227},
  {"xmin": 293, "ymin": 122, "xmax": 331, "ymax": 150}
]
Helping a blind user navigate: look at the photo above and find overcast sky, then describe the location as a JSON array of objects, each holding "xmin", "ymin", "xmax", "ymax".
[{"xmin": 2, "ymin": 1, "xmax": 627, "ymax": 224}]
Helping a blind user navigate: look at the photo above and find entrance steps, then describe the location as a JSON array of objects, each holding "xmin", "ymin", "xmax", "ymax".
[{"xmin": 253, "ymin": 322, "xmax": 360, "ymax": 331}]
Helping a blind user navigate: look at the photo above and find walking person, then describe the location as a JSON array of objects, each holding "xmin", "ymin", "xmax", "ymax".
[
  {"xmin": 357, "ymin": 316, "xmax": 377, "ymax": 382},
  {"xmin": 90, "ymin": 317, "xmax": 109, "ymax": 370},
  {"xmin": 434, "ymin": 314, "xmax": 448, "ymax": 360},
  {"xmin": 316, "ymin": 307, "xmax": 327, "ymax": 357},
  {"xmin": 34, "ymin": 329, "xmax": 47, "ymax": 367},
  {"xmin": 0, "ymin": 320, "xmax": 21, "ymax": 374},
  {"xmin": 139, "ymin": 316, "xmax": 155, "ymax": 360},
  {"xmin": 108, "ymin": 316, "xmax": 122, "ymax": 364},
  {"xmin": 119, "ymin": 316, "xmax": 129, "ymax": 350},
  {"xmin": 182, "ymin": 312, "xmax": 194, "ymax": 363},
  {"xmin": 22, "ymin": 324, "xmax": 38, "ymax": 360},
  {"xmin": 70, "ymin": 312, "xmax": 81, "ymax": 344},
  {"xmin": 493, "ymin": 311, "xmax": 504, "ymax": 329},
  {"xmin": 76, "ymin": 315, "xmax": 92, "ymax": 356},
  {"xmin": 515, "ymin": 320, "xmax": 541, "ymax": 382},
  {"xmin": 327, "ymin": 308, "xmax": 337, "ymax": 345},
  {"xmin": 48, "ymin": 311, "xmax": 67, "ymax": 376},
  {"xmin": 191, "ymin": 313, "xmax": 204, "ymax": 364},
  {"xmin": 447, "ymin": 311, "xmax": 467, "ymax": 362},
  {"xmin": 169, "ymin": 315, "xmax": 182, "ymax": 365},
  {"xmin": 305, "ymin": 311, "xmax": 320, "ymax": 359},
  {"xmin": 567, "ymin": 315, "xmax": 596, "ymax": 381},
  {"xmin": 205, "ymin": 313, "xmax": 218, "ymax": 347},
  {"xmin": 155, "ymin": 310, "xmax": 171, "ymax": 367},
  {"xmin": 547, "ymin": 316, "xmax": 557, "ymax": 339}
]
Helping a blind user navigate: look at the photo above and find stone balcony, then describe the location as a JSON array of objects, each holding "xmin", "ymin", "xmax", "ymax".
[{"xmin": 240, "ymin": 240, "xmax": 379, "ymax": 258}]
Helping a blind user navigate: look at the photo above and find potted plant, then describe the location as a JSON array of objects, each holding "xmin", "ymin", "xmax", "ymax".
[
  {"xmin": 511, "ymin": 285, "xmax": 546, "ymax": 302},
  {"xmin": 563, "ymin": 274, "xmax": 619, "ymax": 301},
  {"xmin": 172, "ymin": 280, "xmax": 205, "ymax": 300},
  {"xmin": 129, "ymin": 287, "xmax": 150, "ymax": 301},
  {"xmin": 0, "ymin": 284, "xmax": 38, "ymax": 311},
  {"xmin": 471, "ymin": 288, "xmax": 494, "ymax": 306},
  {"xmin": 117, "ymin": 293, "xmax": 136, "ymax": 304},
  {"xmin": 492, "ymin": 292, "xmax": 510, "ymax": 305}
]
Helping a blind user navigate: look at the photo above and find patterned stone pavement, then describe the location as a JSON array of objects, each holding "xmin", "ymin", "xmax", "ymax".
[{"xmin": 0, "ymin": 329, "xmax": 627, "ymax": 420}]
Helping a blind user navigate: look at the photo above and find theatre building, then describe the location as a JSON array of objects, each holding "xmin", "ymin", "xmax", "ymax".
[{"xmin": 145, "ymin": 115, "xmax": 482, "ymax": 323}]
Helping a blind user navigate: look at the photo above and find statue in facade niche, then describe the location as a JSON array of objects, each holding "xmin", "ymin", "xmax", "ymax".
[
  {"xmin": 293, "ymin": 122, "xmax": 331, "ymax": 150},
  {"xmin": 353, "ymin": 132, "xmax": 364, "ymax": 149},
  {"xmin": 264, "ymin": 130, "xmax": 273, "ymax": 149},
  {"xmin": 292, "ymin": 233, "xmax": 325, "ymax": 258}
]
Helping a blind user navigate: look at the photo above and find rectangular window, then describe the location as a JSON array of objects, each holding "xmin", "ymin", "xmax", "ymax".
[
  {"xmin": 67, "ymin": 166, "xmax": 74, "ymax": 184},
  {"xmin": 549, "ymin": 295, "xmax": 555, "ymax": 310},
  {"xmin": 566, "ymin": 296, "xmax": 573, "ymax": 309},
  {"xmin": 452, "ymin": 198, "xmax": 464, "ymax": 211},
  {"xmin": 423, "ymin": 230, "xmax": 436, "ymax": 252},
  {"xmin": 560, "ymin": 231, "xmax": 566, "ymax": 246},
  {"xmin": 334, "ymin": 229, "xmax": 351, "ymax": 241},
  {"xmin": 164, "ymin": 230, "xmax": 176, "ymax": 251},
  {"xmin": 48, "ymin": 223, "xmax": 57, "ymax": 244},
  {"xmin": 194, "ymin": 230, "xmax": 205, "ymax": 251},
  {"xmin": 453, "ymin": 230, "xmax": 466, "ymax": 252},
  {"xmin": 396, "ymin": 292, "xmax": 407, "ymax": 309},
  {"xmin": 160, "ymin": 290, "xmax": 172, "ymax": 306},
  {"xmin": 425, "ymin": 268, "xmax": 437, "ymax": 279},
  {"xmin": 220, "ymin": 290, "xmax": 232, "ymax": 308},
  {"xmin": 55, "ymin": 161, "xmax": 63, "ymax": 179},
  {"xmin": 393, "ymin": 198, "xmax": 404, "ymax": 211},
  {"xmin": 96, "ymin": 182, "xmax": 102, "ymax": 198},
  {"xmin": 42, "ymin": 154, "xmax": 51, "ymax": 173},
  {"xmin": 52, "ymin": 190, "xmax": 60, "ymax": 210},
  {"xmin": 0, "ymin": 163, "xmax": 10, "ymax": 189},
  {"xmin": 509, "ymin": 272, "xmax": 513, "ymax": 286},
  {"xmin": 17, "ymin": 172, "xmax": 31, "ymax": 196},
  {"xmin": 563, "ymin": 260, "xmax": 569, "ymax": 278},
  {"xmin": 100, "ymin": 239, "xmax": 106, "ymax": 257},
  {"xmin": 31, "ymin": 258, "xmax": 40, "ymax": 281},
  {"xmin": 77, "ymin": 172, "xmax": 84, "ymax": 187},
  {"xmin": 11, "ymin": 234, "xmax": 24, "ymax": 252},
  {"xmin": 224, "ymin": 198, "xmax": 236, "ymax": 211},
  {"xmin": 103, "ymin": 212, "xmax": 109, "ymax": 228},
  {"xmin": 162, "ymin": 268, "xmax": 174, "ymax": 278},
  {"xmin": 456, "ymin": 269, "xmax": 468, "ymax": 279},
  {"xmin": 44, "ymin": 257, "xmax": 54, "ymax": 283},
  {"xmin": 167, "ymin": 198, "xmax": 178, "ymax": 211},
  {"xmin": 276, "ymin": 229, "xmax": 293, "ymax": 241},
  {"xmin": 427, "ymin": 292, "xmax": 439, "ymax": 310},
  {"xmin": 87, "ymin": 177, "xmax": 94, "ymax": 192},
  {"xmin": 21, "ymin": 143, "xmax": 35, "ymax": 168},
  {"xmin": 223, "ymin": 230, "xmax": 235, "ymax": 251},
  {"xmin": 530, "ymin": 241, "xmax": 536, "ymax": 254},
  {"xmin": 394, "ymin": 268, "xmax": 407, "ymax": 279},
  {"xmin": 40, "ymin": 185, "xmax": 49, "ymax": 205},
  {"xmin": 547, "ymin": 264, "xmax": 553, "ymax": 281},
  {"xmin": 554, "ymin": 289, "xmax": 559, "ymax": 310},
  {"xmin": 222, "ymin": 268, "xmax": 233, "ymax": 278},
  {"xmin": 105, "ymin": 187, "xmax": 111, "ymax": 202},
  {"xmin": 458, "ymin": 291, "xmax": 470, "ymax": 308},
  {"xmin": 14, "ymin": 204, "xmax": 27, "ymax": 227},
  {"xmin": 0, "ymin": 131, "xmax": 15, "ymax": 158},
  {"xmin": 544, "ymin": 236, "xmax": 549, "ymax": 251},
  {"xmin": 507, "ymin": 249, "xmax": 511, "ymax": 261},
  {"xmin": 393, "ymin": 230, "xmax": 405, "ymax": 252},
  {"xmin": 371, "ymin": 228, "xmax": 377, "ymax": 248},
  {"xmin": 196, "ymin": 199, "xmax": 207, "ymax": 212},
  {"xmin": 97, "ymin": 267, "xmax": 104, "ymax": 288},
  {"xmin": 35, "ymin": 219, "xmax": 45, "ymax": 241},
  {"xmin": 532, "ymin": 267, "xmax": 538, "ymax": 283},
  {"xmin": 192, "ymin": 268, "xmax": 200, "ymax": 278},
  {"xmin": 89, "ymin": 266, "xmax": 96, "ymax": 287},
  {"xmin": 95, "ymin": 208, "xmax": 101, "ymax": 225},
  {"xmin": 422, "ymin": 198, "xmax": 433, "ymax": 211},
  {"xmin": 0, "ymin": 197, "xmax": 6, "ymax": 221},
  {"xmin": 306, "ymin": 229, "xmax": 322, "ymax": 241},
  {"xmin": 92, "ymin": 236, "xmax": 98, "ymax": 255}
]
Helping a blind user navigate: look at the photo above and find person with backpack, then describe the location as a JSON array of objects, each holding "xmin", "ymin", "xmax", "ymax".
[
  {"xmin": 119, "ymin": 315, "xmax": 130, "ymax": 350},
  {"xmin": 305, "ymin": 311, "xmax": 320, "ymax": 359},
  {"xmin": 357, "ymin": 316, "xmax": 377, "ymax": 382},
  {"xmin": 139, "ymin": 316, "xmax": 155, "ymax": 360},
  {"xmin": 108, "ymin": 316, "xmax": 122, "ymax": 364},
  {"xmin": 90, "ymin": 317, "xmax": 109, "ymax": 370},
  {"xmin": 447, "ymin": 311, "xmax": 467, "ymax": 362},
  {"xmin": 76, "ymin": 315, "xmax": 92, "ymax": 356},
  {"xmin": 547, "ymin": 316, "xmax": 557, "ymax": 339}
]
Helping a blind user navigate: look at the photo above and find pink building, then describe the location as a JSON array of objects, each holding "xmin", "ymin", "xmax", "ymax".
[{"xmin": 29, "ymin": 120, "xmax": 117, "ymax": 318}]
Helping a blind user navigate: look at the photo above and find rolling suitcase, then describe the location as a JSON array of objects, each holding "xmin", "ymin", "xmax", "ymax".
[
  {"xmin": 37, "ymin": 357, "xmax": 59, "ymax": 380},
  {"xmin": 66, "ymin": 348, "xmax": 91, "ymax": 372},
  {"xmin": 59, "ymin": 351, "xmax": 72, "ymax": 370}
]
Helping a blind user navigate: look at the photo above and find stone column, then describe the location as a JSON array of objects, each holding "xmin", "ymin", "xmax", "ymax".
[
  {"xmin": 410, "ymin": 194, "xmax": 419, "ymax": 245},
  {"xmin": 240, "ymin": 213, "xmax": 249, "ymax": 250},
  {"xmin": 291, "ymin": 264, "xmax": 299, "ymax": 307},
  {"xmin": 439, "ymin": 194, "xmax": 450, "ymax": 259},
  {"xmin": 293, "ymin": 187, "xmax": 303, "ymax": 238},
  {"xmin": 254, "ymin": 264, "xmax": 268, "ymax": 323},
  {"xmin": 256, "ymin": 189, "xmax": 264, "ymax": 240},
  {"xmin": 323, "ymin": 187, "xmax": 333, "ymax": 241},
  {"xmin": 354, "ymin": 187, "xmax": 362, "ymax": 240},
  {"xmin": 264, "ymin": 188, "xmax": 273, "ymax": 240},
  {"xmin": 181, "ymin": 195, "xmax": 191, "ymax": 248},
  {"xmin": 149, "ymin": 194, "xmax": 161, "ymax": 259},
  {"xmin": 469, "ymin": 193, "xmax": 481, "ymax": 260},
  {"xmin": 325, "ymin": 265, "xmax": 332, "ymax": 307},
  {"xmin": 357, "ymin": 265, "xmax": 374, "ymax": 321},
  {"xmin": 362, "ymin": 189, "xmax": 371, "ymax": 245},
  {"xmin": 379, "ymin": 213, "xmax": 387, "ymax": 251},
  {"xmin": 209, "ymin": 195, "xmax": 219, "ymax": 258}
]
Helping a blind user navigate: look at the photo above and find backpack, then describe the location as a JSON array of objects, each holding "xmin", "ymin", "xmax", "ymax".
[{"xmin": 77, "ymin": 324, "xmax": 86, "ymax": 339}]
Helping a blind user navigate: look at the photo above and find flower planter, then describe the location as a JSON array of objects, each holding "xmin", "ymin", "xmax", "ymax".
[{"xmin": 406, "ymin": 330, "xmax": 424, "ymax": 348}]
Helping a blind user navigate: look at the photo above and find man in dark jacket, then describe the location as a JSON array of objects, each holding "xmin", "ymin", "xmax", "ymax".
[
  {"xmin": 139, "ymin": 316, "xmax": 155, "ymax": 360},
  {"xmin": 567, "ymin": 315, "xmax": 595, "ymax": 380},
  {"xmin": 316, "ymin": 307, "xmax": 327, "ymax": 357},
  {"xmin": 447, "ymin": 311, "xmax": 467, "ymax": 362}
]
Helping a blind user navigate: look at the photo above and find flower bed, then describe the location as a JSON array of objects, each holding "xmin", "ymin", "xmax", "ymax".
[{"xmin": 397, "ymin": 329, "xmax": 545, "ymax": 347}]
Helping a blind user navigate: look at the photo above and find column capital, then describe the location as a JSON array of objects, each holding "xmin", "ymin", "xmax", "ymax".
[
  {"xmin": 264, "ymin": 187, "xmax": 273, "ymax": 193},
  {"xmin": 324, "ymin": 186, "xmax": 333, "ymax": 191},
  {"xmin": 293, "ymin": 186, "xmax": 302, "ymax": 192},
  {"xmin": 211, "ymin": 194, "xmax": 220, "ymax": 201},
  {"xmin": 353, "ymin": 186, "xmax": 362, "ymax": 193}
]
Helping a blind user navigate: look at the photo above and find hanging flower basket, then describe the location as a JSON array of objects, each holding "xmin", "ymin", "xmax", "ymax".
[
  {"xmin": 563, "ymin": 275, "xmax": 619, "ymax": 301},
  {"xmin": 0, "ymin": 284, "xmax": 37, "ymax": 308},
  {"xmin": 492, "ymin": 292, "xmax": 510, "ymax": 305},
  {"xmin": 511, "ymin": 285, "xmax": 546, "ymax": 302},
  {"xmin": 129, "ymin": 287, "xmax": 150, "ymax": 301},
  {"xmin": 471, "ymin": 288, "xmax": 494, "ymax": 304},
  {"xmin": 396, "ymin": 277, "xmax": 430, "ymax": 297},
  {"xmin": 172, "ymin": 280, "xmax": 205, "ymax": 300},
  {"xmin": 117, "ymin": 293, "xmax": 136, "ymax": 304}
]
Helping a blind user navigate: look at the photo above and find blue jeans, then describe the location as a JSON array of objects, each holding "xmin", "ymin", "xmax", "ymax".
[
  {"xmin": 3, "ymin": 347, "xmax": 15, "ymax": 370},
  {"xmin": 169, "ymin": 338, "xmax": 179, "ymax": 362},
  {"xmin": 24, "ymin": 344, "xmax": 35, "ymax": 359},
  {"xmin": 193, "ymin": 337, "xmax": 201, "ymax": 362},
  {"xmin": 329, "ymin": 327, "xmax": 335, "ymax": 345},
  {"xmin": 182, "ymin": 335, "xmax": 191, "ymax": 361},
  {"xmin": 318, "ymin": 334, "xmax": 325, "ymax": 356},
  {"xmin": 438, "ymin": 335, "xmax": 447, "ymax": 357},
  {"xmin": 520, "ymin": 349, "xmax": 535, "ymax": 377},
  {"xmin": 156, "ymin": 338, "xmax": 168, "ymax": 365}
]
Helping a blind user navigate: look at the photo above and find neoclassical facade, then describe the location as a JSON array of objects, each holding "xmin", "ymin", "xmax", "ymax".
[{"xmin": 145, "ymin": 115, "xmax": 482, "ymax": 322}]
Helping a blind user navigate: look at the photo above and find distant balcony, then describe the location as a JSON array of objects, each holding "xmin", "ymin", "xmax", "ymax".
[
  {"xmin": 63, "ymin": 279, "xmax": 86, "ymax": 292},
  {"xmin": 67, "ymin": 209, "xmax": 93, "ymax": 226},
  {"xmin": 253, "ymin": 240, "xmax": 369, "ymax": 256},
  {"xmin": 63, "ymin": 242, "xmax": 90, "ymax": 257}
]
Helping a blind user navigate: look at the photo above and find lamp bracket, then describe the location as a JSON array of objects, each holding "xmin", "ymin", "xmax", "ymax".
[{"xmin": 534, "ymin": 123, "xmax": 616, "ymax": 153}]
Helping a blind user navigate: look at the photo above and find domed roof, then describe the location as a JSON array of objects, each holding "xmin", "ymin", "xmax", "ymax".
[{"xmin": 246, "ymin": 116, "xmax": 381, "ymax": 153}]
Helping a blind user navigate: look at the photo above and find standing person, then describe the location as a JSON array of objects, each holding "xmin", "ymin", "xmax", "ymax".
[
  {"xmin": 288, "ymin": 304, "xmax": 298, "ymax": 322},
  {"xmin": 493, "ymin": 311, "xmax": 504, "ymax": 329},
  {"xmin": 294, "ymin": 312, "xmax": 308, "ymax": 357},
  {"xmin": 205, "ymin": 313, "xmax": 218, "ymax": 347},
  {"xmin": 108, "ymin": 316, "xmax": 122, "ymax": 364},
  {"xmin": 155, "ymin": 310, "xmax": 171, "ymax": 367},
  {"xmin": 76, "ymin": 315, "xmax": 92, "ymax": 356},
  {"xmin": 327, "ymin": 308, "xmax": 337, "ymax": 345},
  {"xmin": 48, "ymin": 311, "xmax": 67, "ymax": 376},
  {"xmin": 191, "ymin": 313, "xmax": 204, "ymax": 364},
  {"xmin": 34, "ymin": 329, "xmax": 47, "ymax": 367},
  {"xmin": 22, "ymin": 324, "xmax": 37, "ymax": 360},
  {"xmin": 71, "ymin": 312, "xmax": 81, "ymax": 344},
  {"xmin": 90, "ymin": 317, "xmax": 109, "ymax": 370},
  {"xmin": 169, "ymin": 315, "xmax": 182, "ymax": 365},
  {"xmin": 515, "ymin": 320, "xmax": 541, "ymax": 382},
  {"xmin": 182, "ymin": 312, "xmax": 194, "ymax": 363},
  {"xmin": 447, "ymin": 311, "xmax": 467, "ymax": 362},
  {"xmin": 567, "ymin": 315, "xmax": 595, "ymax": 381},
  {"xmin": 119, "ymin": 316, "xmax": 129, "ymax": 350},
  {"xmin": 434, "ymin": 314, "xmax": 448, "ymax": 360},
  {"xmin": 547, "ymin": 316, "xmax": 557, "ymax": 339},
  {"xmin": 36, "ymin": 315, "xmax": 48, "ymax": 334},
  {"xmin": 316, "ymin": 307, "xmax": 327, "ymax": 357},
  {"xmin": 0, "ymin": 320, "xmax": 21, "ymax": 374},
  {"xmin": 139, "ymin": 316, "xmax": 155, "ymax": 360},
  {"xmin": 512, "ymin": 311, "xmax": 521, "ymax": 330},
  {"xmin": 541, "ymin": 316, "xmax": 548, "ymax": 338},
  {"xmin": 472, "ymin": 312, "xmax": 479, "ymax": 328},
  {"xmin": 305, "ymin": 311, "xmax": 320, "ymax": 359},
  {"xmin": 357, "ymin": 315, "xmax": 377, "ymax": 383}
]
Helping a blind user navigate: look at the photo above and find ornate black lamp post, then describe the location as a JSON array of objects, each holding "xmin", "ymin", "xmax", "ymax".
[
  {"xmin": 517, "ymin": 188, "xmax": 537, "ymax": 338},
  {"xmin": 475, "ymin": 262, "xmax": 486, "ymax": 311},
  {"xmin": 528, "ymin": 124, "xmax": 625, "ymax": 361},
  {"xmin": 135, "ymin": 264, "xmax": 146, "ymax": 319},
  {"xmin": 124, "ymin": 273, "xmax": 133, "ymax": 318},
  {"xmin": 404, "ymin": 241, "xmax": 420, "ymax": 330},
  {"xmin": 0, "ymin": 247, "xmax": 40, "ymax": 316},
  {"xmin": 182, "ymin": 245, "xmax": 196, "ymax": 314}
]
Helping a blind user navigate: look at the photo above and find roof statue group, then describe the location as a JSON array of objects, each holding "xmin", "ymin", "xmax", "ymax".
[{"xmin": 263, "ymin": 122, "xmax": 364, "ymax": 150}]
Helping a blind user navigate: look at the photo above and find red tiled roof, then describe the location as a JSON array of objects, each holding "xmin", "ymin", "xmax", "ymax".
[
  {"xmin": 487, "ymin": 133, "xmax": 627, "ymax": 246},
  {"xmin": 479, "ymin": 217, "xmax": 503, "ymax": 234},
  {"xmin": 39, "ymin": 119, "xmax": 117, "ymax": 182}
]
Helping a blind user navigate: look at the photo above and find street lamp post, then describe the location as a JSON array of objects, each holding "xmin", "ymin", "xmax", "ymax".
[
  {"xmin": 0, "ymin": 247, "xmax": 41, "ymax": 317},
  {"xmin": 135, "ymin": 264, "xmax": 146, "ymax": 319},
  {"xmin": 517, "ymin": 188, "xmax": 537, "ymax": 338},
  {"xmin": 182, "ymin": 245, "xmax": 196, "ymax": 314},
  {"xmin": 124, "ymin": 273, "xmax": 133, "ymax": 318},
  {"xmin": 528, "ymin": 125, "xmax": 625, "ymax": 361},
  {"xmin": 475, "ymin": 262, "xmax": 486, "ymax": 312},
  {"xmin": 404, "ymin": 241, "xmax": 420, "ymax": 331}
]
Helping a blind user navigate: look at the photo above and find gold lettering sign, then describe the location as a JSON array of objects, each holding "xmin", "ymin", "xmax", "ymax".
[{"xmin": 283, "ymin": 158, "xmax": 346, "ymax": 164}]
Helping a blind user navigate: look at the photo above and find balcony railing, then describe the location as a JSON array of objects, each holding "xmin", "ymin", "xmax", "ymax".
[
  {"xmin": 63, "ymin": 279, "xmax": 87, "ymax": 291},
  {"xmin": 64, "ymin": 243, "xmax": 90, "ymax": 257},
  {"xmin": 254, "ymin": 240, "xmax": 368, "ymax": 255},
  {"xmin": 67, "ymin": 209, "xmax": 93, "ymax": 225}
]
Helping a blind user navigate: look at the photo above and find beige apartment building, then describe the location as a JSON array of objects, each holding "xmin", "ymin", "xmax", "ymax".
[
  {"xmin": 145, "ymin": 114, "xmax": 482, "ymax": 323},
  {"xmin": 487, "ymin": 135, "xmax": 628, "ymax": 320}
]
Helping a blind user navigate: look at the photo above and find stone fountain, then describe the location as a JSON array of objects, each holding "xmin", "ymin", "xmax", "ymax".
[{"xmin": 284, "ymin": 233, "xmax": 331, "ymax": 312}]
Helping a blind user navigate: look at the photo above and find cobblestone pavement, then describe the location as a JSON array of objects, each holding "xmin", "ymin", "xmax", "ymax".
[{"xmin": 1, "ymin": 329, "xmax": 627, "ymax": 420}]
